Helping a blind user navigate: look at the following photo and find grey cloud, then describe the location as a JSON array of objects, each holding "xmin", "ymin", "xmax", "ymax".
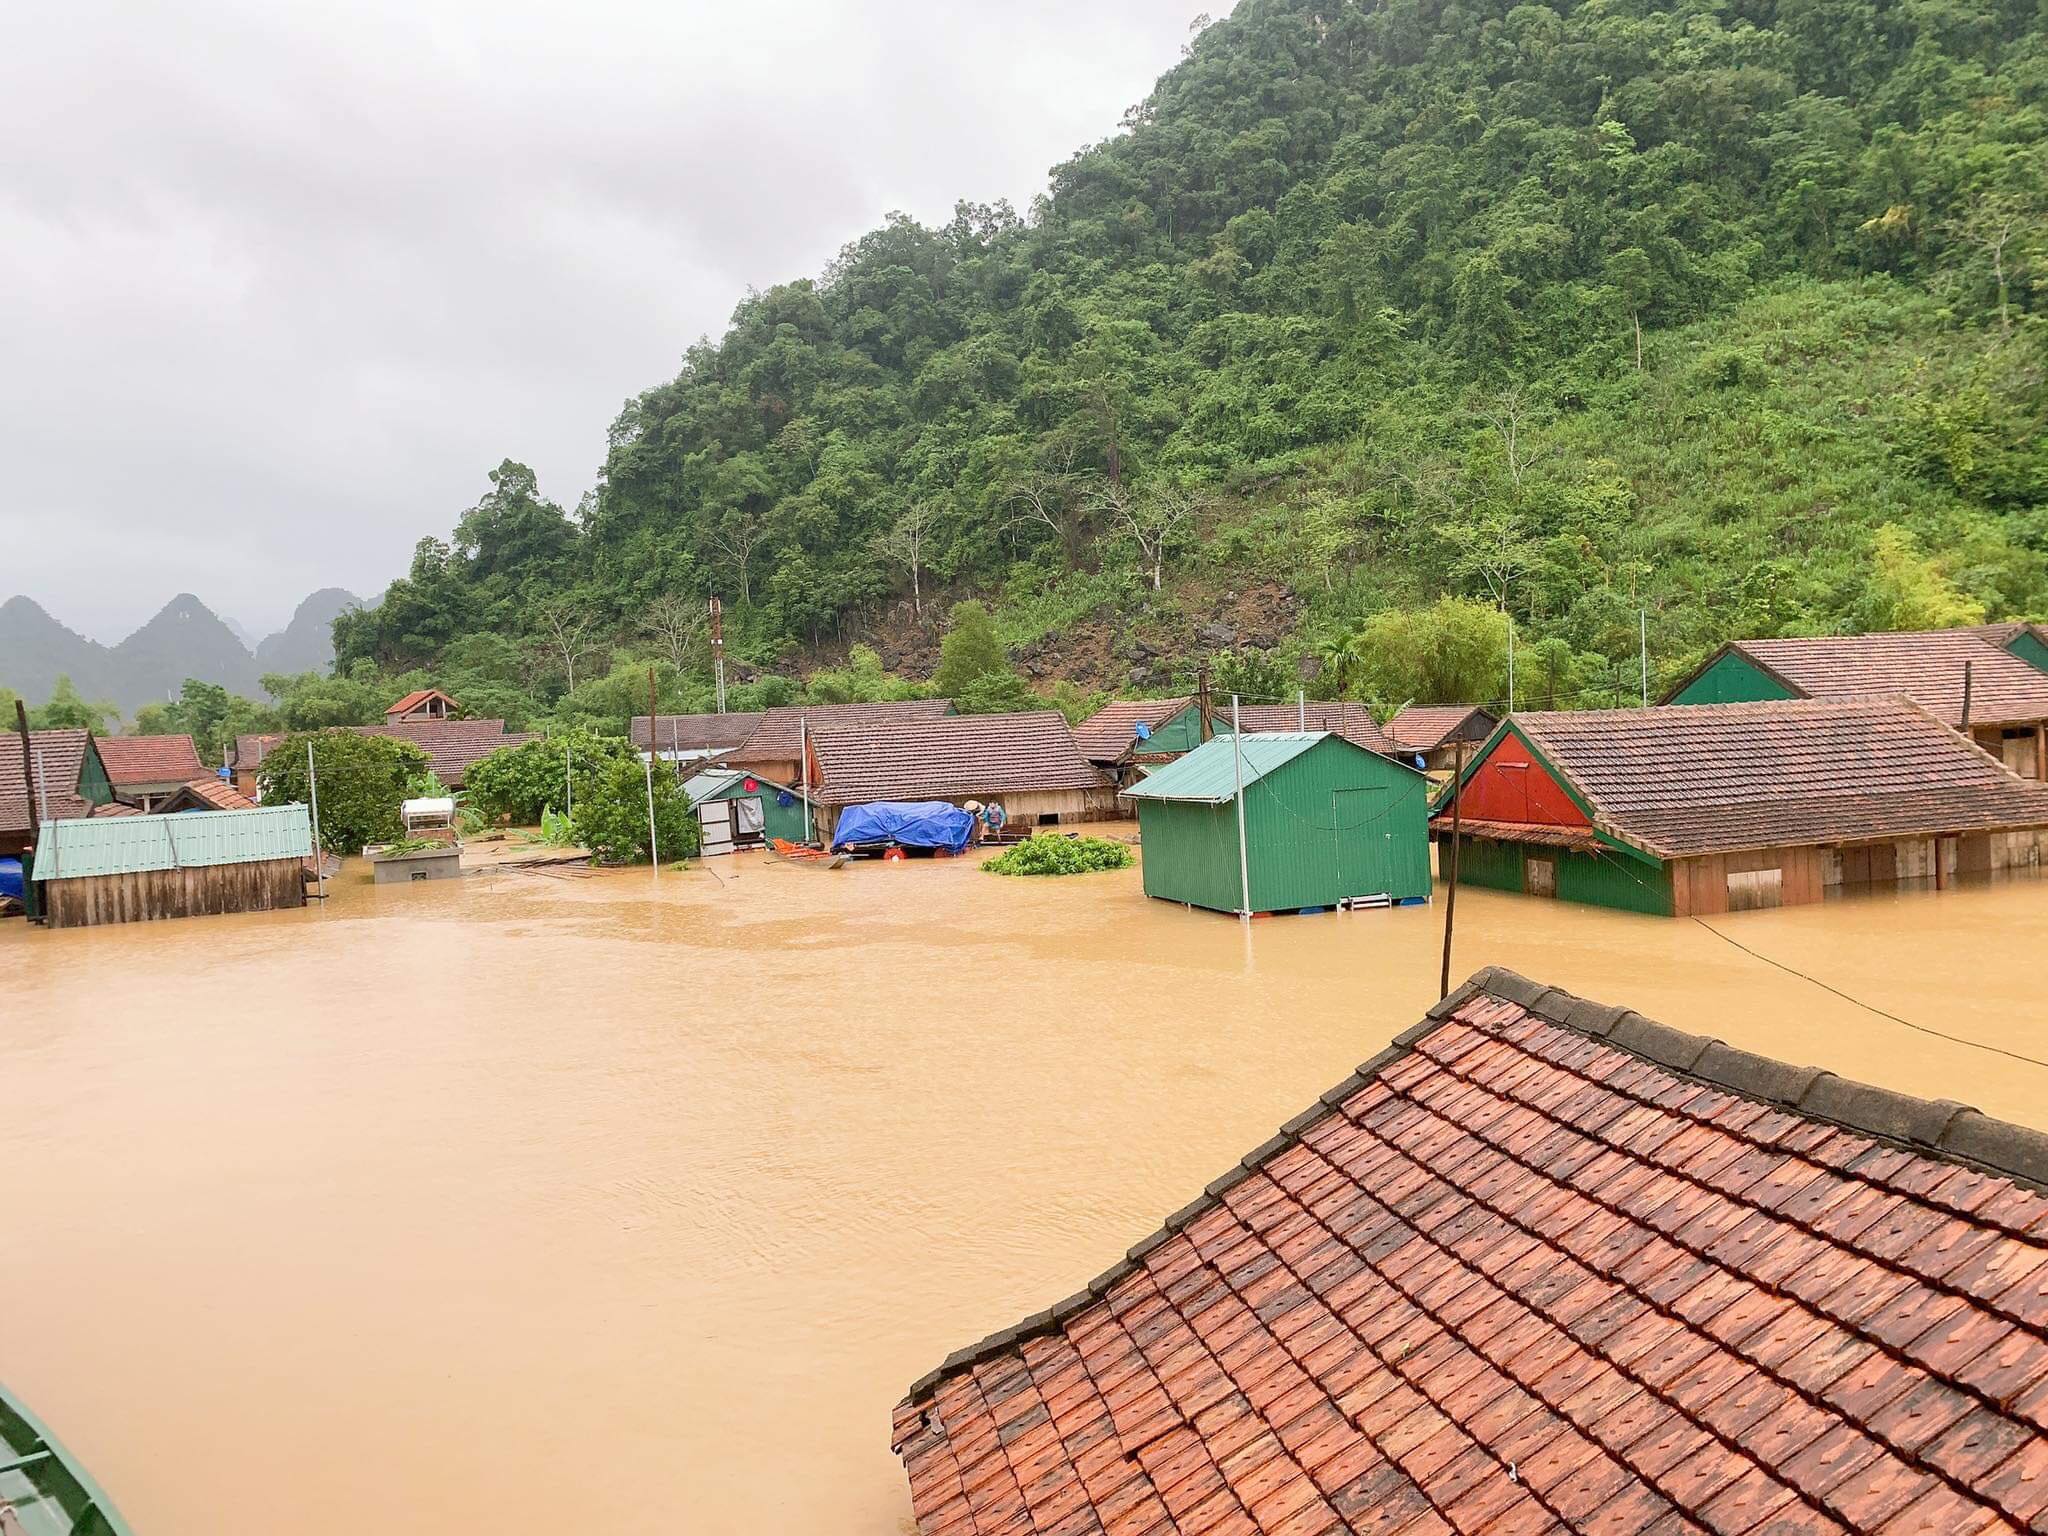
[{"xmin": 2, "ymin": 0, "xmax": 1203, "ymax": 640}]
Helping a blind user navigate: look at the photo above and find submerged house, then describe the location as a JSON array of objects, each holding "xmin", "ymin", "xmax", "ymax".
[
  {"xmin": 234, "ymin": 719, "xmax": 535, "ymax": 797},
  {"xmin": 1975, "ymin": 619, "xmax": 2048, "ymax": 674},
  {"xmin": 723, "ymin": 698, "xmax": 953, "ymax": 786},
  {"xmin": 1436, "ymin": 698, "xmax": 2048, "ymax": 914},
  {"xmin": 97, "ymin": 733, "xmax": 208, "ymax": 811},
  {"xmin": 2, "ymin": 729, "xmax": 114, "ymax": 918},
  {"xmin": 1211, "ymin": 701, "xmax": 1401, "ymax": 758},
  {"xmin": 633, "ymin": 711, "xmax": 764, "ymax": 769},
  {"xmin": 805, "ymin": 711, "xmax": 1108, "ymax": 843},
  {"xmin": 1071, "ymin": 697, "xmax": 1205, "ymax": 786},
  {"xmin": 1383, "ymin": 703, "xmax": 1499, "ymax": 773},
  {"xmin": 894, "ymin": 966, "xmax": 2048, "ymax": 1536},
  {"xmin": 1666, "ymin": 630, "xmax": 2048, "ymax": 779},
  {"xmin": 33, "ymin": 804, "xmax": 313, "ymax": 928},
  {"xmin": 681, "ymin": 766, "xmax": 815, "ymax": 856},
  {"xmin": 1122, "ymin": 731, "xmax": 1430, "ymax": 914}
]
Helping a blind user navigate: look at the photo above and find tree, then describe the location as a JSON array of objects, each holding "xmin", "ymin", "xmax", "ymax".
[
  {"xmin": 465, "ymin": 730, "xmax": 637, "ymax": 826},
  {"xmin": 1092, "ymin": 481, "xmax": 1207, "ymax": 591},
  {"xmin": 932, "ymin": 601, "xmax": 1010, "ymax": 696},
  {"xmin": 571, "ymin": 755, "xmax": 697, "ymax": 865},
  {"xmin": 1332, "ymin": 599, "xmax": 1509, "ymax": 706},
  {"xmin": 873, "ymin": 501, "xmax": 941, "ymax": 622},
  {"xmin": 640, "ymin": 593, "xmax": 706, "ymax": 669},
  {"xmin": 705, "ymin": 510, "xmax": 767, "ymax": 606},
  {"xmin": 1943, "ymin": 190, "xmax": 2037, "ymax": 339},
  {"xmin": 531, "ymin": 600, "xmax": 601, "ymax": 695},
  {"xmin": 952, "ymin": 670, "xmax": 1041, "ymax": 715},
  {"xmin": 256, "ymin": 731, "xmax": 431, "ymax": 854},
  {"xmin": 1857, "ymin": 525, "xmax": 1987, "ymax": 631},
  {"xmin": 30, "ymin": 676, "xmax": 117, "ymax": 732}
]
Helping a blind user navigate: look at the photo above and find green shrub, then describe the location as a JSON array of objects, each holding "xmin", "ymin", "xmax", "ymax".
[
  {"xmin": 466, "ymin": 729, "xmax": 637, "ymax": 826},
  {"xmin": 256, "ymin": 731, "xmax": 431, "ymax": 855},
  {"xmin": 570, "ymin": 756, "xmax": 699, "ymax": 865},
  {"xmin": 982, "ymin": 833, "xmax": 1135, "ymax": 876}
]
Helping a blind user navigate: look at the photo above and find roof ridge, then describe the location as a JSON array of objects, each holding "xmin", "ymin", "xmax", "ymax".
[{"xmin": 901, "ymin": 965, "xmax": 2048, "ymax": 1407}]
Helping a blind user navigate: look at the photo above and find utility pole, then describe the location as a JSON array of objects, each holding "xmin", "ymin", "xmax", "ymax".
[
  {"xmin": 648, "ymin": 666, "xmax": 659, "ymax": 771},
  {"xmin": 565, "ymin": 742, "xmax": 574, "ymax": 820},
  {"xmin": 1232, "ymin": 694, "xmax": 1250, "ymax": 922},
  {"xmin": 306, "ymin": 740, "xmax": 326, "ymax": 900},
  {"xmin": 1639, "ymin": 608, "xmax": 1649, "ymax": 707},
  {"xmin": 710, "ymin": 596, "xmax": 727, "ymax": 715},
  {"xmin": 1297, "ymin": 689, "xmax": 1307, "ymax": 731},
  {"xmin": 1961, "ymin": 659, "xmax": 1975, "ymax": 736},
  {"xmin": 1196, "ymin": 661, "xmax": 1213, "ymax": 743},
  {"xmin": 644, "ymin": 753, "xmax": 661, "ymax": 873},
  {"xmin": 1439, "ymin": 742, "xmax": 1466, "ymax": 999},
  {"xmin": 800, "ymin": 715, "xmax": 813, "ymax": 844},
  {"xmin": 1506, "ymin": 615, "xmax": 1516, "ymax": 714}
]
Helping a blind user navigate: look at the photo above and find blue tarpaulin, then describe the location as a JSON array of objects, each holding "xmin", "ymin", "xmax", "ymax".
[
  {"xmin": 0, "ymin": 857, "xmax": 21, "ymax": 902},
  {"xmin": 831, "ymin": 801, "xmax": 976, "ymax": 853}
]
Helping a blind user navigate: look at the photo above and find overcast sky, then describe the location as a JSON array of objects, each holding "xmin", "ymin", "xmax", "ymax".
[{"xmin": 3, "ymin": 0, "xmax": 1208, "ymax": 643}]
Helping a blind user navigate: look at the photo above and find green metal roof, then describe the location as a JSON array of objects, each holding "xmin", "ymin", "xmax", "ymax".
[
  {"xmin": 35, "ymin": 805, "xmax": 313, "ymax": 881},
  {"xmin": 682, "ymin": 768, "xmax": 745, "ymax": 802},
  {"xmin": 1120, "ymin": 732, "xmax": 1331, "ymax": 804}
]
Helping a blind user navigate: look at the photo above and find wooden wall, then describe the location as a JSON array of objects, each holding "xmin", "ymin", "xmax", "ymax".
[
  {"xmin": 1670, "ymin": 845, "xmax": 1826, "ymax": 916},
  {"xmin": 44, "ymin": 858, "xmax": 306, "ymax": 929},
  {"xmin": 1673, "ymin": 830, "xmax": 2048, "ymax": 915}
]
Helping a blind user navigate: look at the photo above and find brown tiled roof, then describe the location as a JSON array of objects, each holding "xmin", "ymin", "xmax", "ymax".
[
  {"xmin": 809, "ymin": 711, "xmax": 1105, "ymax": 807},
  {"xmin": 176, "ymin": 777, "xmax": 258, "ymax": 811},
  {"xmin": 894, "ymin": 967, "xmax": 2048, "ymax": 1536},
  {"xmin": 1222, "ymin": 702, "xmax": 1399, "ymax": 757},
  {"xmin": 630, "ymin": 711, "xmax": 763, "ymax": 753},
  {"xmin": 1073, "ymin": 698, "xmax": 1194, "ymax": 764},
  {"xmin": 1973, "ymin": 621, "xmax": 2048, "ymax": 654},
  {"xmin": 733, "ymin": 698, "xmax": 952, "ymax": 763},
  {"xmin": 385, "ymin": 688, "xmax": 456, "ymax": 716},
  {"xmin": 236, "ymin": 721, "xmax": 535, "ymax": 788},
  {"xmin": 1385, "ymin": 705, "xmax": 1499, "ymax": 753},
  {"xmin": 96, "ymin": 733, "xmax": 207, "ymax": 788},
  {"xmin": 1710, "ymin": 632, "xmax": 2048, "ymax": 728},
  {"xmin": 0, "ymin": 729, "xmax": 97, "ymax": 832},
  {"xmin": 1447, "ymin": 817, "xmax": 1603, "ymax": 851},
  {"xmin": 90, "ymin": 800, "xmax": 145, "ymax": 817},
  {"xmin": 1491, "ymin": 697, "xmax": 2048, "ymax": 859}
]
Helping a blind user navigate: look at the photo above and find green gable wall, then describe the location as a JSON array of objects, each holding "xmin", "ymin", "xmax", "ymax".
[
  {"xmin": 1668, "ymin": 651, "xmax": 1798, "ymax": 706},
  {"xmin": 1136, "ymin": 736, "xmax": 1430, "ymax": 913},
  {"xmin": 2008, "ymin": 630, "xmax": 2048, "ymax": 675},
  {"xmin": 1446, "ymin": 836, "xmax": 1673, "ymax": 915},
  {"xmin": 697, "ymin": 777, "xmax": 814, "ymax": 843},
  {"xmin": 78, "ymin": 741, "xmax": 113, "ymax": 808},
  {"xmin": 1139, "ymin": 704, "xmax": 1205, "ymax": 756}
]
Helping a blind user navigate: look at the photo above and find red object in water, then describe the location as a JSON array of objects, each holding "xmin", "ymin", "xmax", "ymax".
[
  {"xmin": 883, "ymin": 847, "xmax": 907, "ymax": 862},
  {"xmin": 743, "ymin": 776, "xmax": 759, "ymax": 792}
]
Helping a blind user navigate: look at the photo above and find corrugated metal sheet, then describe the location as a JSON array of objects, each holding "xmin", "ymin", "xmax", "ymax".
[
  {"xmin": 36, "ymin": 805, "xmax": 313, "ymax": 881},
  {"xmin": 1120, "ymin": 733, "xmax": 1326, "ymax": 804},
  {"xmin": 682, "ymin": 769, "xmax": 745, "ymax": 802}
]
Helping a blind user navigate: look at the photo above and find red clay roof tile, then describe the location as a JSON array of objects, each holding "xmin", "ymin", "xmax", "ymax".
[
  {"xmin": 95, "ymin": 733, "xmax": 206, "ymax": 787},
  {"xmin": 894, "ymin": 968, "xmax": 2048, "ymax": 1535}
]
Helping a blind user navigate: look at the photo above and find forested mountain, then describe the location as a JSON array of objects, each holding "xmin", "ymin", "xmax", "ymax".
[
  {"xmin": 335, "ymin": 0, "xmax": 2047, "ymax": 715},
  {"xmin": 254, "ymin": 588, "xmax": 361, "ymax": 675}
]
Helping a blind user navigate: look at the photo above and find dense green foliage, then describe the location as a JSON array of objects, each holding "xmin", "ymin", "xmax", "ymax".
[
  {"xmin": 316, "ymin": 0, "xmax": 2048, "ymax": 711},
  {"xmin": 464, "ymin": 730, "xmax": 638, "ymax": 826},
  {"xmin": 571, "ymin": 756, "xmax": 698, "ymax": 865},
  {"xmin": 983, "ymin": 833, "xmax": 1137, "ymax": 876},
  {"xmin": 255, "ymin": 731, "xmax": 431, "ymax": 854}
]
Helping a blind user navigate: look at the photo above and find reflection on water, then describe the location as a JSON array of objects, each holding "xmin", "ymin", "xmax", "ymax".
[{"xmin": 2, "ymin": 838, "xmax": 2045, "ymax": 1533}]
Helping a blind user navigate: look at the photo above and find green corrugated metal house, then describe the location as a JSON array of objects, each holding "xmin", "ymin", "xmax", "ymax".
[
  {"xmin": 34, "ymin": 804, "xmax": 313, "ymax": 928},
  {"xmin": 1121, "ymin": 732, "xmax": 1431, "ymax": 915},
  {"xmin": 682, "ymin": 767, "xmax": 815, "ymax": 854}
]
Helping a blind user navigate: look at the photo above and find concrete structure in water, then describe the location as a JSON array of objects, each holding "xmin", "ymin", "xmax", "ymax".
[
  {"xmin": 892, "ymin": 966, "xmax": 2048, "ymax": 1536},
  {"xmin": 32, "ymin": 804, "xmax": 313, "ymax": 927},
  {"xmin": 1436, "ymin": 697, "xmax": 2048, "ymax": 915},
  {"xmin": 1122, "ymin": 731, "xmax": 1430, "ymax": 915},
  {"xmin": 1665, "ymin": 629, "xmax": 2048, "ymax": 780}
]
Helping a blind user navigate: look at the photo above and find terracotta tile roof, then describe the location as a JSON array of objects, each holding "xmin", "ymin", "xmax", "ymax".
[
  {"xmin": 90, "ymin": 800, "xmax": 145, "ymax": 817},
  {"xmin": 1447, "ymin": 817, "xmax": 1603, "ymax": 851},
  {"xmin": 96, "ymin": 733, "xmax": 207, "ymax": 788},
  {"xmin": 1386, "ymin": 705, "xmax": 1499, "ymax": 753},
  {"xmin": 894, "ymin": 966, "xmax": 2048, "ymax": 1536},
  {"xmin": 630, "ymin": 711, "xmax": 764, "ymax": 753},
  {"xmin": 1972, "ymin": 621, "xmax": 2048, "ymax": 653},
  {"xmin": 384, "ymin": 688, "xmax": 457, "ymax": 717},
  {"xmin": 733, "ymin": 698, "xmax": 953, "ymax": 763},
  {"xmin": 235, "ymin": 721, "xmax": 535, "ymax": 788},
  {"xmin": 1074, "ymin": 698, "xmax": 1196, "ymax": 764},
  {"xmin": 0, "ymin": 729, "xmax": 97, "ymax": 833},
  {"xmin": 177, "ymin": 777, "xmax": 258, "ymax": 811},
  {"xmin": 1707, "ymin": 632, "xmax": 2048, "ymax": 728},
  {"xmin": 1482, "ymin": 697, "xmax": 2048, "ymax": 859},
  {"xmin": 810, "ymin": 711, "xmax": 1106, "ymax": 807},
  {"xmin": 1223, "ymin": 702, "xmax": 1400, "ymax": 757}
]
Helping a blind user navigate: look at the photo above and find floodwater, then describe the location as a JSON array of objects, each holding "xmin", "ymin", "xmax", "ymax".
[{"xmin": 2, "ymin": 838, "xmax": 2046, "ymax": 1534}]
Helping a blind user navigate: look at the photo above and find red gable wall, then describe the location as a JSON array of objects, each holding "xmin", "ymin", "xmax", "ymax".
[{"xmin": 1457, "ymin": 733, "xmax": 1590, "ymax": 827}]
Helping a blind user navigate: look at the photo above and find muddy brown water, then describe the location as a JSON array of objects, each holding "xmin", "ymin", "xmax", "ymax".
[{"xmin": 2, "ymin": 840, "xmax": 2045, "ymax": 1533}]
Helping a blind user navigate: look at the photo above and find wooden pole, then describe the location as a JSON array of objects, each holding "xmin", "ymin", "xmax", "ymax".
[
  {"xmin": 800, "ymin": 715, "xmax": 812, "ymax": 844},
  {"xmin": 1232, "ymin": 694, "xmax": 1250, "ymax": 921},
  {"xmin": 1439, "ymin": 742, "xmax": 1466, "ymax": 1000},
  {"xmin": 644, "ymin": 753, "xmax": 660, "ymax": 873},
  {"xmin": 564, "ymin": 742, "xmax": 573, "ymax": 819},
  {"xmin": 1960, "ymin": 659, "xmax": 1974, "ymax": 736},
  {"xmin": 14, "ymin": 699, "xmax": 39, "ymax": 838},
  {"xmin": 1197, "ymin": 662, "xmax": 1213, "ymax": 742}
]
